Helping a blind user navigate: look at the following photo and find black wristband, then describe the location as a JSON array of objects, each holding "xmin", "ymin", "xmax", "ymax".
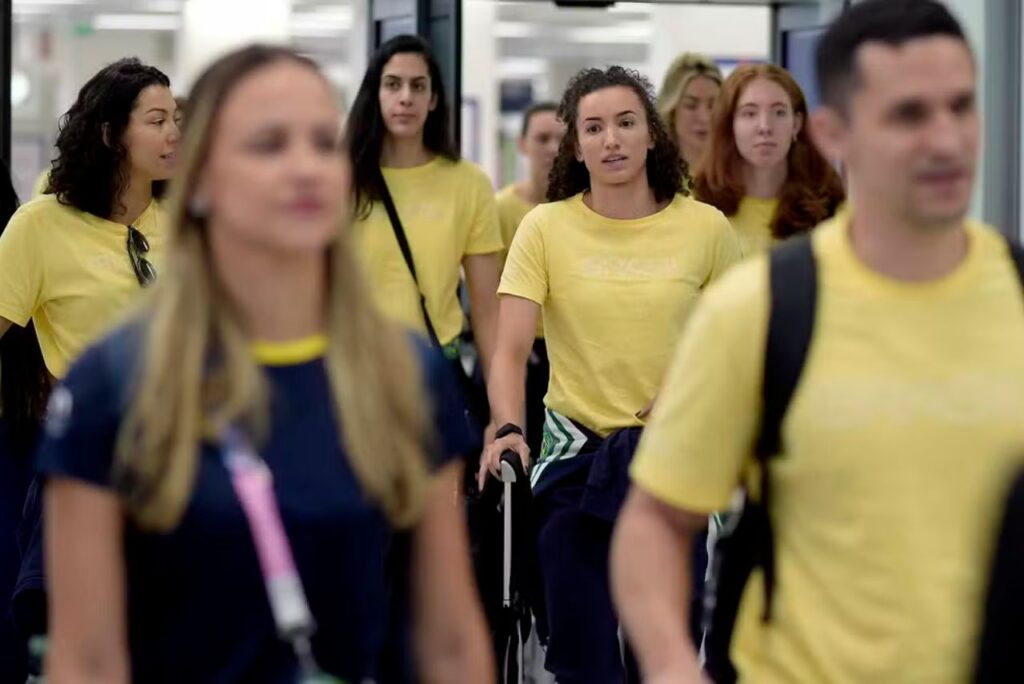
[{"xmin": 495, "ymin": 423, "xmax": 524, "ymax": 439}]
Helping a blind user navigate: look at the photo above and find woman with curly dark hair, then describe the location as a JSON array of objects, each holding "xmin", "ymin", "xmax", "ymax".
[
  {"xmin": 479, "ymin": 66, "xmax": 740, "ymax": 682},
  {"xmin": 0, "ymin": 57, "xmax": 179, "ymax": 379},
  {"xmin": 0, "ymin": 60, "xmax": 177, "ymax": 672},
  {"xmin": 693, "ymin": 64, "xmax": 844, "ymax": 256}
]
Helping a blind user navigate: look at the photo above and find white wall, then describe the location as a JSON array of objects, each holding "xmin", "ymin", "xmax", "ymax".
[
  {"xmin": 10, "ymin": 18, "xmax": 174, "ymax": 199},
  {"xmin": 942, "ymin": 0, "xmax": 986, "ymax": 222},
  {"xmin": 462, "ymin": 0, "xmax": 499, "ymax": 182},
  {"xmin": 8, "ymin": 0, "xmax": 354, "ymax": 200},
  {"xmin": 176, "ymin": 0, "xmax": 290, "ymax": 93},
  {"xmin": 466, "ymin": 1, "xmax": 772, "ymax": 185},
  {"xmin": 649, "ymin": 5, "xmax": 770, "ymax": 90},
  {"xmin": 346, "ymin": 0, "xmax": 369, "ymax": 115},
  {"xmin": 65, "ymin": 31, "xmax": 172, "ymax": 110}
]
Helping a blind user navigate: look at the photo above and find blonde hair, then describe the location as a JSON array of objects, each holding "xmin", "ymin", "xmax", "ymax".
[
  {"xmin": 656, "ymin": 53, "xmax": 724, "ymax": 143},
  {"xmin": 115, "ymin": 45, "xmax": 431, "ymax": 531}
]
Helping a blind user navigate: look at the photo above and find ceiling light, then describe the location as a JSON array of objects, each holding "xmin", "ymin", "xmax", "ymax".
[
  {"xmin": 92, "ymin": 13, "xmax": 183, "ymax": 31},
  {"xmin": 142, "ymin": 0, "xmax": 184, "ymax": 11},
  {"xmin": 499, "ymin": 57, "xmax": 547, "ymax": 77},
  {"xmin": 564, "ymin": 22, "xmax": 651, "ymax": 43},
  {"xmin": 496, "ymin": 22, "xmax": 532, "ymax": 39},
  {"xmin": 14, "ymin": 0, "xmax": 85, "ymax": 5},
  {"xmin": 290, "ymin": 7, "xmax": 353, "ymax": 36}
]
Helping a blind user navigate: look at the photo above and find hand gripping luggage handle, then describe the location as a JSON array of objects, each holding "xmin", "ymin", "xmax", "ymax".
[
  {"xmin": 499, "ymin": 449, "xmax": 524, "ymax": 484},
  {"xmin": 500, "ymin": 450, "xmax": 523, "ymax": 607}
]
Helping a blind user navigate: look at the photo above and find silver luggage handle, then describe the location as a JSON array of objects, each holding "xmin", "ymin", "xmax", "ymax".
[{"xmin": 500, "ymin": 450, "xmax": 521, "ymax": 608}]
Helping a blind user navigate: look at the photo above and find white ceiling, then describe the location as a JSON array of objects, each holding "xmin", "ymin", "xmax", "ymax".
[
  {"xmin": 11, "ymin": 0, "xmax": 355, "ymax": 64},
  {"xmin": 9, "ymin": 0, "xmax": 802, "ymax": 75},
  {"xmin": 12, "ymin": 0, "xmax": 354, "ymax": 32}
]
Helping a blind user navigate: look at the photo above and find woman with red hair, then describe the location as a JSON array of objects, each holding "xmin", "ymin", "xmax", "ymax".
[{"xmin": 693, "ymin": 64, "xmax": 844, "ymax": 255}]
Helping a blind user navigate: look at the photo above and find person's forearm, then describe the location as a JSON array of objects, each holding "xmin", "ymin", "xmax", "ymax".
[
  {"xmin": 45, "ymin": 481, "xmax": 130, "ymax": 684},
  {"xmin": 612, "ymin": 491, "xmax": 701, "ymax": 679},
  {"xmin": 48, "ymin": 656, "xmax": 129, "ymax": 684},
  {"xmin": 416, "ymin": 568, "xmax": 493, "ymax": 684},
  {"xmin": 464, "ymin": 254, "xmax": 501, "ymax": 381},
  {"xmin": 487, "ymin": 344, "xmax": 527, "ymax": 429},
  {"xmin": 418, "ymin": 622, "xmax": 494, "ymax": 684},
  {"xmin": 414, "ymin": 466, "xmax": 495, "ymax": 683},
  {"xmin": 470, "ymin": 294, "xmax": 498, "ymax": 381}
]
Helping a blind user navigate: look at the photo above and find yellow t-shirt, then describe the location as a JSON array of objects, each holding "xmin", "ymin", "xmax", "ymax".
[
  {"xmin": 499, "ymin": 192, "xmax": 741, "ymax": 435},
  {"xmin": 632, "ymin": 211, "xmax": 1024, "ymax": 683},
  {"xmin": 0, "ymin": 195, "xmax": 165, "ymax": 377},
  {"xmin": 495, "ymin": 184, "xmax": 536, "ymax": 270},
  {"xmin": 496, "ymin": 184, "xmax": 544, "ymax": 339},
  {"xmin": 729, "ymin": 195, "xmax": 778, "ymax": 257},
  {"xmin": 352, "ymin": 157, "xmax": 502, "ymax": 346},
  {"xmin": 31, "ymin": 169, "xmax": 50, "ymax": 199}
]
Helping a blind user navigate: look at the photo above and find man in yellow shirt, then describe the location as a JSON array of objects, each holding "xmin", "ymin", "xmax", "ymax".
[
  {"xmin": 611, "ymin": 2, "xmax": 1024, "ymax": 683},
  {"xmin": 494, "ymin": 102, "xmax": 564, "ymax": 458}
]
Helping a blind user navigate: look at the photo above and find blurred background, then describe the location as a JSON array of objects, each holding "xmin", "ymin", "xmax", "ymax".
[{"xmin": 1, "ymin": 0, "xmax": 1020, "ymax": 235}]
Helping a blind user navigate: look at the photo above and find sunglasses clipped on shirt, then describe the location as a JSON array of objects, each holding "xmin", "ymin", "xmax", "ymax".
[{"xmin": 127, "ymin": 225, "xmax": 157, "ymax": 287}]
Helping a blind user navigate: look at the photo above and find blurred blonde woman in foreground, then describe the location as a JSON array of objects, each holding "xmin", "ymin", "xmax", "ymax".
[{"xmin": 41, "ymin": 44, "xmax": 491, "ymax": 684}]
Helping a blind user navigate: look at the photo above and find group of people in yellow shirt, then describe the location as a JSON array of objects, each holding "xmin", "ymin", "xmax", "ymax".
[
  {"xmin": 1, "ymin": 39, "xmax": 496, "ymax": 682},
  {"xmin": 477, "ymin": 32, "xmax": 845, "ymax": 684},
  {"xmin": 614, "ymin": 3, "xmax": 1024, "ymax": 684},
  {"xmin": 0, "ymin": 0, "xmax": 1021, "ymax": 681},
  {"xmin": 484, "ymin": 2, "xmax": 1023, "ymax": 684}
]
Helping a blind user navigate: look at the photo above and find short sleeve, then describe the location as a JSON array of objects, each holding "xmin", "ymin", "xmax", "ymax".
[
  {"xmin": 495, "ymin": 191, "xmax": 519, "ymax": 271},
  {"xmin": 416, "ymin": 339, "xmax": 475, "ymax": 468},
  {"xmin": 497, "ymin": 201, "xmax": 517, "ymax": 255},
  {"xmin": 0, "ymin": 208, "xmax": 45, "ymax": 326},
  {"xmin": 497, "ymin": 209, "xmax": 548, "ymax": 306},
  {"xmin": 630, "ymin": 260, "xmax": 769, "ymax": 513},
  {"xmin": 31, "ymin": 170, "xmax": 50, "ymax": 199},
  {"xmin": 704, "ymin": 207, "xmax": 743, "ymax": 285},
  {"xmin": 463, "ymin": 165, "xmax": 503, "ymax": 256},
  {"xmin": 35, "ymin": 341, "xmax": 123, "ymax": 489}
]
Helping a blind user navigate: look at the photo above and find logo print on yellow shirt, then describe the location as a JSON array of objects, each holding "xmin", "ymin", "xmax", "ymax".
[
  {"xmin": 805, "ymin": 373, "xmax": 1024, "ymax": 429},
  {"xmin": 578, "ymin": 256, "xmax": 683, "ymax": 280},
  {"xmin": 90, "ymin": 253, "xmax": 123, "ymax": 273}
]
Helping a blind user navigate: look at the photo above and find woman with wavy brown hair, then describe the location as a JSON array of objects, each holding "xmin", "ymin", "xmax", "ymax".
[
  {"xmin": 480, "ymin": 65, "xmax": 740, "ymax": 683},
  {"xmin": 694, "ymin": 63, "xmax": 844, "ymax": 256},
  {"xmin": 39, "ymin": 45, "xmax": 490, "ymax": 683}
]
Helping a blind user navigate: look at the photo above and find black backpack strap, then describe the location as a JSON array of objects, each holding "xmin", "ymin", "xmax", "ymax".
[
  {"xmin": 378, "ymin": 172, "xmax": 442, "ymax": 349},
  {"xmin": 753, "ymin": 234, "xmax": 818, "ymax": 620},
  {"xmin": 1006, "ymin": 239, "xmax": 1024, "ymax": 290},
  {"xmin": 756, "ymin": 236, "xmax": 818, "ymax": 458}
]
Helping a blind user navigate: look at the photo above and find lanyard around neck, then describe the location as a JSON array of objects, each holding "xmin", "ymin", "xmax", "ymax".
[{"xmin": 221, "ymin": 427, "xmax": 345, "ymax": 682}]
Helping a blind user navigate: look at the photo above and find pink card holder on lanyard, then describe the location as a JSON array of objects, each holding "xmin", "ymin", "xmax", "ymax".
[{"xmin": 221, "ymin": 427, "xmax": 349, "ymax": 684}]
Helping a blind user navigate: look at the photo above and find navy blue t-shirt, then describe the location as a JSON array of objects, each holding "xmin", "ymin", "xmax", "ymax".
[{"xmin": 36, "ymin": 327, "xmax": 472, "ymax": 683}]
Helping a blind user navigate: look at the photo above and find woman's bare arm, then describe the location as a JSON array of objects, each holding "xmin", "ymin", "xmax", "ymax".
[
  {"xmin": 412, "ymin": 463, "xmax": 495, "ymax": 683},
  {"xmin": 45, "ymin": 478, "xmax": 129, "ymax": 683}
]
